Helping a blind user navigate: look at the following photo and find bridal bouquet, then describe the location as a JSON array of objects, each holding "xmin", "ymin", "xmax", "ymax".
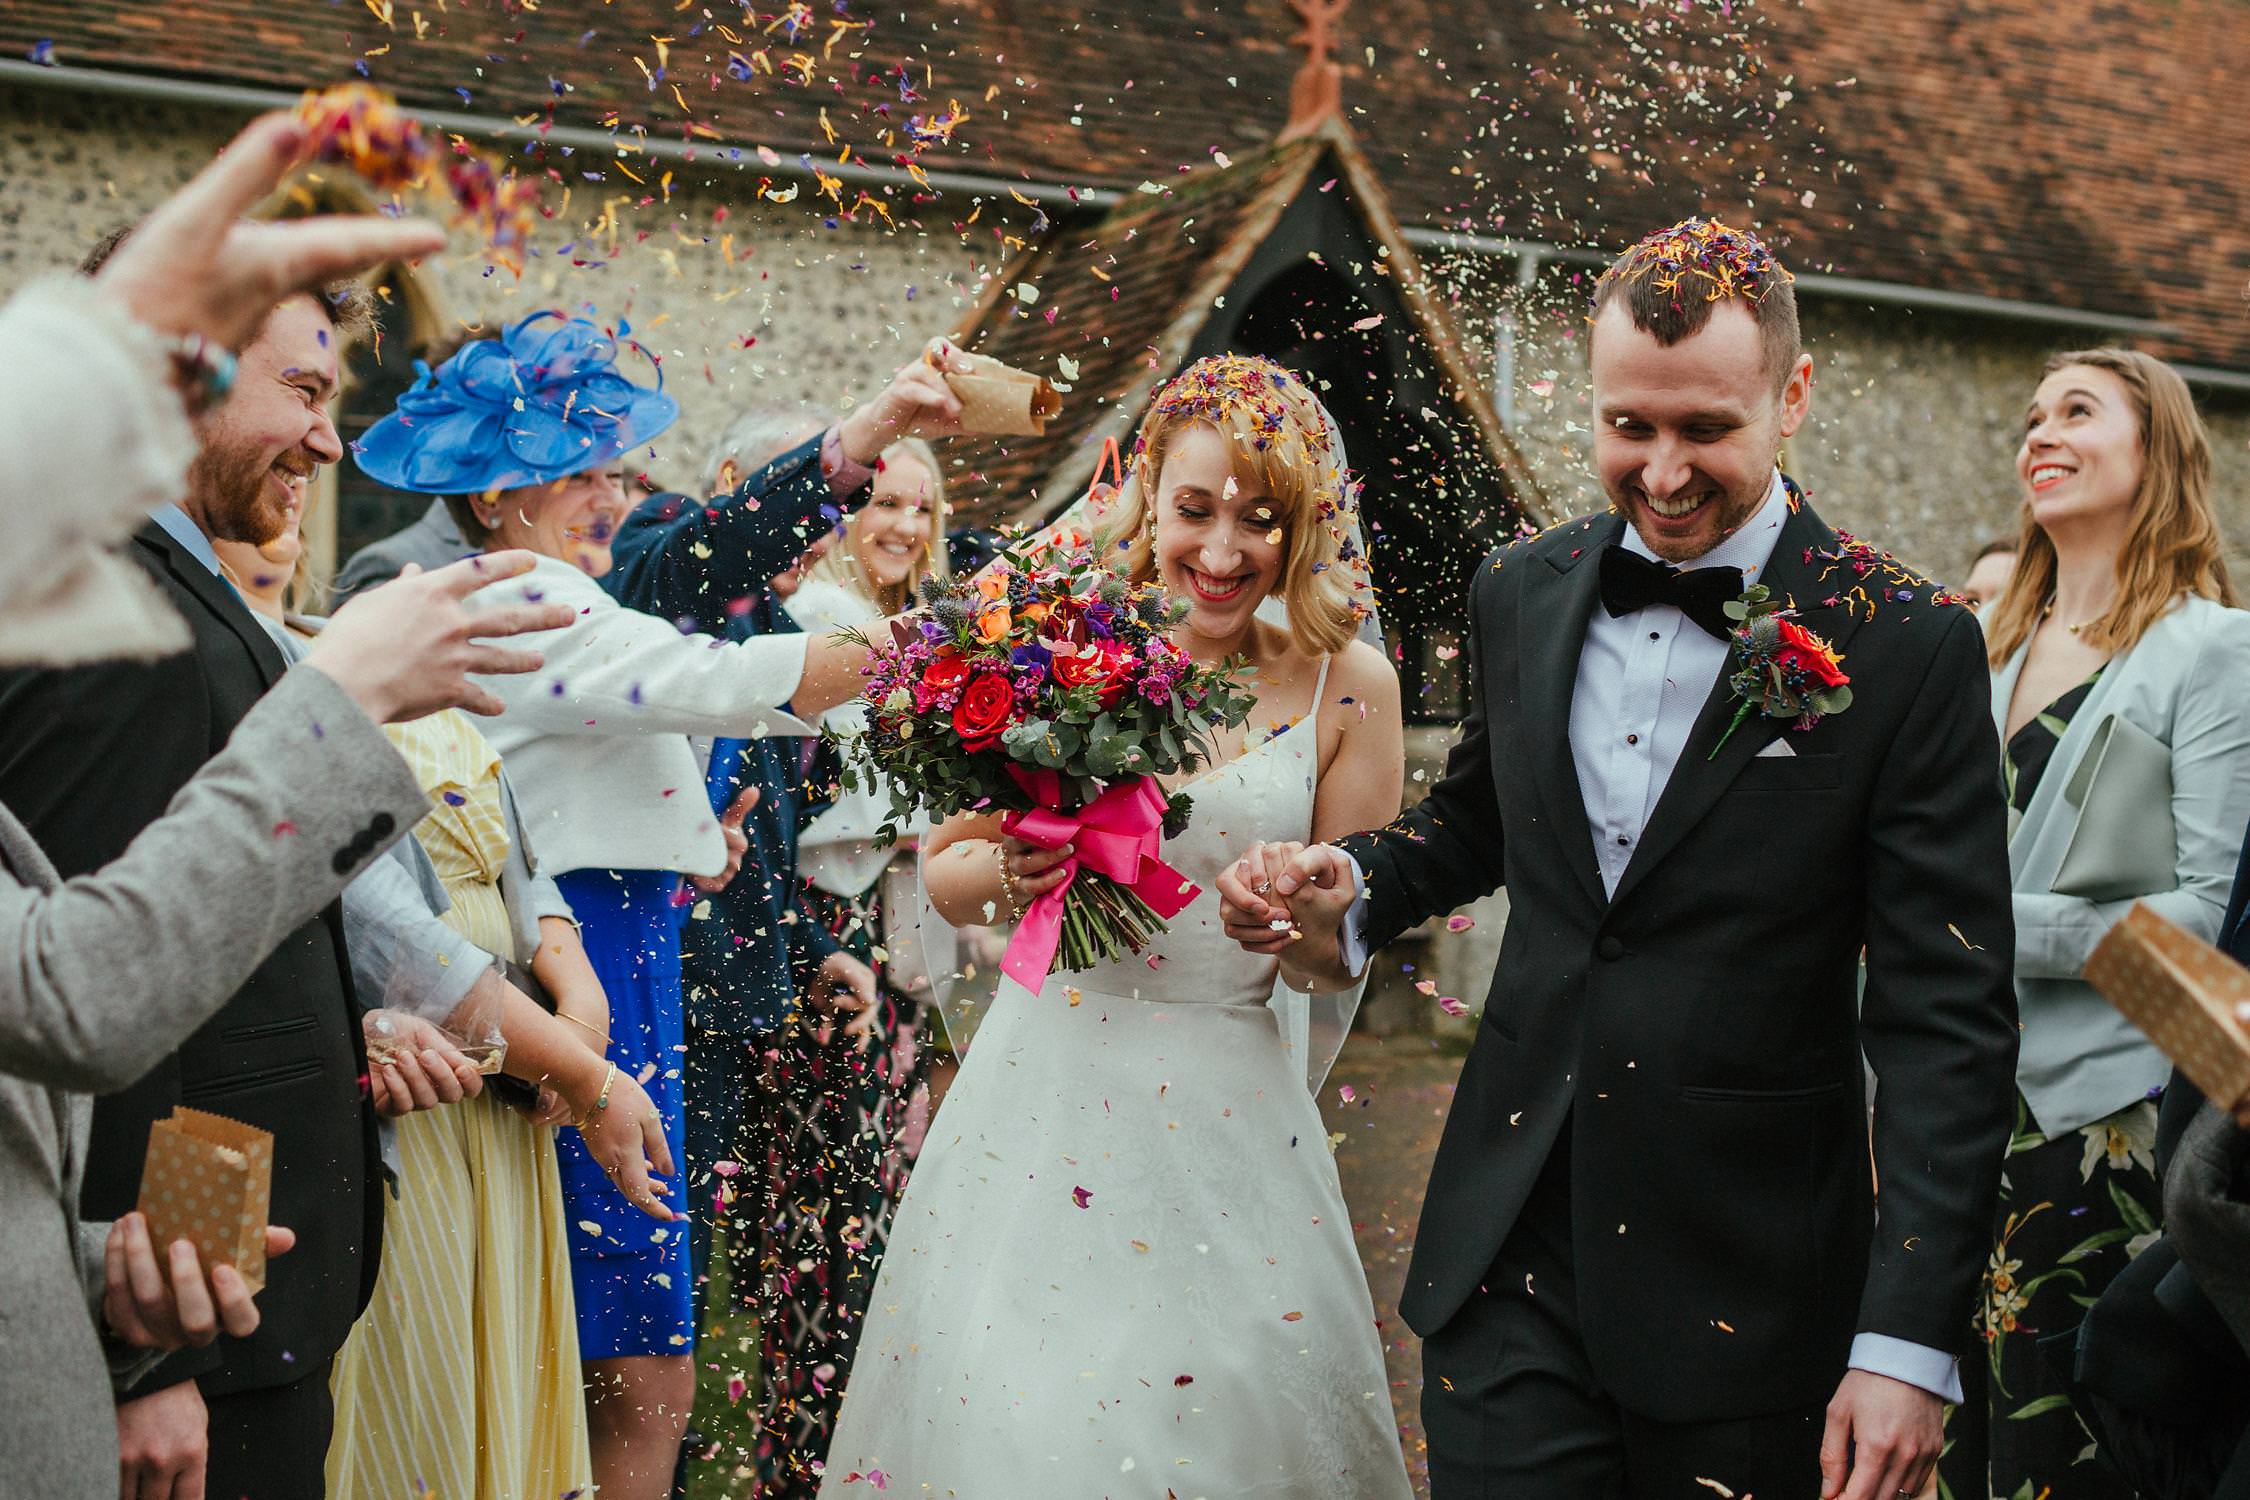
[{"xmin": 837, "ymin": 548, "xmax": 1255, "ymax": 989}]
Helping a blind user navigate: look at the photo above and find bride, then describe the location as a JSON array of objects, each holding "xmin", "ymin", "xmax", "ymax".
[{"xmin": 818, "ymin": 355, "xmax": 1413, "ymax": 1496}]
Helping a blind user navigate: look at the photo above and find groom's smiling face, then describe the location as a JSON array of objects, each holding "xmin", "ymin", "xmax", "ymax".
[{"xmin": 1590, "ymin": 298, "xmax": 1812, "ymax": 563}]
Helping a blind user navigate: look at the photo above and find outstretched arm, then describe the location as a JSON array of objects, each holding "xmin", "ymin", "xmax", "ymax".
[
  {"xmin": 1824, "ymin": 606, "xmax": 2017, "ymax": 1500},
  {"xmin": 0, "ymin": 666, "xmax": 429, "ymax": 1094},
  {"xmin": 606, "ymin": 343, "xmax": 970, "ymax": 635},
  {"xmin": 1339, "ymin": 562, "xmax": 1507, "ymax": 947}
]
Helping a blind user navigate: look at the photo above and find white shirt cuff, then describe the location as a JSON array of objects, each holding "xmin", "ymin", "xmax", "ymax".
[
  {"xmin": 1848, "ymin": 1333, "xmax": 1963, "ymax": 1404},
  {"xmin": 1337, "ymin": 853, "xmax": 1372, "ymax": 980}
]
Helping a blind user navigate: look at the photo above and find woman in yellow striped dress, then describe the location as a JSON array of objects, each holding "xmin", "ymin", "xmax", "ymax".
[
  {"xmin": 213, "ymin": 511, "xmax": 672, "ymax": 1499},
  {"xmin": 324, "ymin": 708, "xmax": 624, "ymax": 1499}
]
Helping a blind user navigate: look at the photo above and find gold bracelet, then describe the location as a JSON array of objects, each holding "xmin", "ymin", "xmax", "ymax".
[
  {"xmin": 573, "ymin": 1061, "xmax": 618, "ymax": 1131},
  {"xmin": 996, "ymin": 842, "xmax": 1027, "ymax": 921},
  {"xmin": 558, "ymin": 1010, "xmax": 611, "ymax": 1047}
]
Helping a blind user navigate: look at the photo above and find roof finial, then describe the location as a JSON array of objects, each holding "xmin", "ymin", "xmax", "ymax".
[{"xmin": 1279, "ymin": 0, "xmax": 1349, "ymax": 143}]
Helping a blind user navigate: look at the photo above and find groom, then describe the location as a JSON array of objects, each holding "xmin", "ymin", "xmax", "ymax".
[{"xmin": 1219, "ymin": 218, "xmax": 2018, "ymax": 1498}]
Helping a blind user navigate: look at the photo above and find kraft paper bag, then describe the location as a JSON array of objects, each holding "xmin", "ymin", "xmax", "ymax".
[
  {"xmin": 943, "ymin": 351, "xmax": 1061, "ymax": 436},
  {"xmin": 135, "ymin": 1106, "xmax": 276, "ymax": 1293},
  {"xmin": 2084, "ymin": 902, "xmax": 2250, "ymax": 1110}
]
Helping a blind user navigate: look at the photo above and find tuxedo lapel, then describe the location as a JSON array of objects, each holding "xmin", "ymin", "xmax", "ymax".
[
  {"xmin": 1607, "ymin": 493, "xmax": 1866, "ymax": 911},
  {"xmin": 1517, "ymin": 514, "xmax": 1619, "ymax": 913},
  {"xmin": 133, "ymin": 522, "xmax": 288, "ymax": 688}
]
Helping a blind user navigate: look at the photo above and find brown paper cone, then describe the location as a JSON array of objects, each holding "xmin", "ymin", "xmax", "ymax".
[
  {"xmin": 2084, "ymin": 902, "xmax": 2250, "ymax": 1109},
  {"xmin": 135, "ymin": 1106, "xmax": 276, "ymax": 1293},
  {"xmin": 944, "ymin": 353, "xmax": 1061, "ymax": 436}
]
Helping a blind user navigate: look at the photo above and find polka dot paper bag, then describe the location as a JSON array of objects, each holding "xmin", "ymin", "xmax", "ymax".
[
  {"xmin": 2085, "ymin": 902, "xmax": 2250, "ymax": 1112},
  {"xmin": 134, "ymin": 1106, "xmax": 276, "ymax": 1293}
]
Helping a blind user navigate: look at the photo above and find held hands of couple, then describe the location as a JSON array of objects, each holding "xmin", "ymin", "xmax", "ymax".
[{"xmin": 1215, "ymin": 841, "xmax": 1362, "ymax": 993}]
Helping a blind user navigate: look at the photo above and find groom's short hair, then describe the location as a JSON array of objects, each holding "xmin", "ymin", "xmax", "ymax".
[{"xmin": 1591, "ymin": 217, "xmax": 1801, "ymax": 393}]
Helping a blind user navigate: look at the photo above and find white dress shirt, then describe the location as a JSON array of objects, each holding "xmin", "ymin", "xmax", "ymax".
[
  {"xmin": 1339, "ymin": 474, "xmax": 1961, "ymax": 1403},
  {"xmin": 1569, "ymin": 476, "xmax": 1789, "ymax": 894}
]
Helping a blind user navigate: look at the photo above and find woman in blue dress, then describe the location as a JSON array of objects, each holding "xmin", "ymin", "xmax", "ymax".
[{"xmin": 354, "ymin": 312, "xmax": 873, "ymax": 1500}]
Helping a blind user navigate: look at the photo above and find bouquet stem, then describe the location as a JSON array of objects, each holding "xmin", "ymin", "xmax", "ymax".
[{"xmin": 1053, "ymin": 871, "xmax": 1167, "ymax": 973}]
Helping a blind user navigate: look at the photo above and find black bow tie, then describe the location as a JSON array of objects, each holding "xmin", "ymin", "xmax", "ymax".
[{"xmin": 1597, "ymin": 546, "xmax": 1744, "ymax": 642}]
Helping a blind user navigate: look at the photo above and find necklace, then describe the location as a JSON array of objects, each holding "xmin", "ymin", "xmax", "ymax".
[{"xmin": 2041, "ymin": 601, "xmax": 2100, "ymax": 637}]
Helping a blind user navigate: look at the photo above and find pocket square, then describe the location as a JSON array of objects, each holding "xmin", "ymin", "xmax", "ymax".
[{"xmin": 1754, "ymin": 738, "xmax": 1796, "ymax": 759}]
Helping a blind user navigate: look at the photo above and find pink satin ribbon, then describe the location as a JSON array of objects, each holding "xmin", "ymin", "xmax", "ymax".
[{"xmin": 998, "ymin": 767, "xmax": 1199, "ymax": 993}]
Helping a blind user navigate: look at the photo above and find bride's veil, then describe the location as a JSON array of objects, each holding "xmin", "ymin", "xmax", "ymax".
[{"xmin": 909, "ymin": 368, "xmax": 1376, "ymax": 1095}]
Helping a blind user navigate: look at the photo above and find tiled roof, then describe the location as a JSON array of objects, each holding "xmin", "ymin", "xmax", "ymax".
[
  {"xmin": 5, "ymin": 0, "xmax": 2244, "ymax": 368},
  {"xmin": 938, "ymin": 135, "xmax": 1325, "ymax": 525},
  {"xmin": 937, "ymin": 119, "xmax": 1541, "ymax": 528}
]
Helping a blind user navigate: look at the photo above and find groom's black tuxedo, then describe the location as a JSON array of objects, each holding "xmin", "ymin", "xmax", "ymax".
[{"xmin": 1343, "ymin": 495, "xmax": 2018, "ymax": 1426}]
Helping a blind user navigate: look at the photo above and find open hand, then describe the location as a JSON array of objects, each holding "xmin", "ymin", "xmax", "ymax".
[
  {"xmin": 1821, "ymin": 1369, "xmax": 1943, "ymax": 1500},
  {"xmin": 305, "ymin": 550, "xmax": 577, "ymax": 723},
  {"xmin": 93, "ymin": 111, "xmax": 447, "ymax": 352},
  {"xmin": 689, "ymin": 785, "xmax": 760, "ymax": 895},
  {"xmin": 573, "ymin": 1067, "xmax": 676, "ymax": 1221},
  {"xmin": 102, "ymin": 1212, "xmax": 296, "ymax": 1351}
]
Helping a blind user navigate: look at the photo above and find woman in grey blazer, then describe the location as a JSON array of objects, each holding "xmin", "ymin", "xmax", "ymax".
[{"xmin": 1943, "ymin": 348, "xmax": 2250, "ymax": 1500}]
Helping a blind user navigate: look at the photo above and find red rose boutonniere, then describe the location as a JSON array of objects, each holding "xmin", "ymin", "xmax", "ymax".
[{"xmin": 1709, "ymin": 583, "xmax": 1853, "ymax": 758}]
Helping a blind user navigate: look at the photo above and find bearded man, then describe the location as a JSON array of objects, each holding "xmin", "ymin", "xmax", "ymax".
[{"xmin": 0, "ymin": 255, "xmax": 418, "ymax": 1500}]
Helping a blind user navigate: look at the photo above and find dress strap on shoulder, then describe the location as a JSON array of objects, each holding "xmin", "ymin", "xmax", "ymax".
[{"xmin": 1310, "ymin": 652, "xmax": 1333, "ymax": 713}]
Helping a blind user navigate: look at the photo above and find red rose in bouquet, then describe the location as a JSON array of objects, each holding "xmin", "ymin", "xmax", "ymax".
[
  {"xmin": 1052, "ymin": 640, "xmax": 1134, "ymax": 707},
  {"xmin": 1775, "ymin": 619, "xmax": 1849, "ymax": 688},
  {"xmin": 921, "ymin": 648, "xmax": 971, "ymax": 692},
  {"xmin": 953, "ymin": 672, "xmax": 1015, "ymax": 751}
]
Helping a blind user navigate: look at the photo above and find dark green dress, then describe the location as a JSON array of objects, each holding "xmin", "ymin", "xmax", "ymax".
[{"xmin": 1942, "ymin": 670, "xmax": 2164, "ymax": 1500}]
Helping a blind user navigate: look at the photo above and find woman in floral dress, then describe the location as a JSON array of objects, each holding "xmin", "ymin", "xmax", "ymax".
[{"xmin": 1942, "ymin": 349, "xmax": 2250, "ymax": 1498}]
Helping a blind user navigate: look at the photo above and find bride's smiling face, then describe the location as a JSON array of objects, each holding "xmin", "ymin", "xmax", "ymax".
[{"xmin": 1151, "ymin": 423, "xmax": 1286, "ymax": 642}]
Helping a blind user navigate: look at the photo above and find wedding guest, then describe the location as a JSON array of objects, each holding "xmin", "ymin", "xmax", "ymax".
[
  {"xmin": 0, "ymin": 112, "xmax": 578, "ymax": 1500},
  {"xmin": 603, "ymin": 353, "xmax": 965, "ymax": 1495},
  {"xmin": 2049, "ymin": 819, "xmax": 2250, "ymax": 1499},
  {"xmin": 1942, "ymin": 348, "xmax": 2250, "ymax": 1500},
  {"xmin": 1962, "ymin": 537, "xmax": 2018, "ymax": 610},
  {"xmin": 213, "ymin": 516, "xmax": 671, "ymax": 1500},
  {"xmin": 622, "ymin": 406, "xmax": 845, "ymax": 1332},
  {"xmin": 351, "ymin": 312, "xmax": 874, "ymax": 1500},
  {"xmin": 772, "ymin": 435, "xmax": 950, "ymax": 1482},
  {"xmin": 0, "ymin": 183, "xmax": 578, "ymax": 1500}
]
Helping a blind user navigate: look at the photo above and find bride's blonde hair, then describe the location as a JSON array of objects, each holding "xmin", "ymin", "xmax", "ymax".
[{"xmin": 1098, "ymin": 355, "xmax": 1362, "ymax": 656}]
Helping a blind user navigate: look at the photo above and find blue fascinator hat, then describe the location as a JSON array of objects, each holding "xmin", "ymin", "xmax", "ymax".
[{"xmin": 353, "ymin": 311, "xmax": 679, "ymax": 494}]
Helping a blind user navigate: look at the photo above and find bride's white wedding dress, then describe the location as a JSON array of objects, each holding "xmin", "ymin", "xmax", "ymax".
[{"xmin": 818, "ymin": 663, "xmax": 1413, "ymax": 1498}]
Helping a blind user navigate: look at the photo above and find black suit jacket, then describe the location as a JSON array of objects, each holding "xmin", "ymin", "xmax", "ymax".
[
  {"xmin": 0, "ymin": 521, "xmax": 390, "ymax": 1399},
  {"xmin": 1342, "ymin": 496, "xmax": 2019, "ymax": 1422}
]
